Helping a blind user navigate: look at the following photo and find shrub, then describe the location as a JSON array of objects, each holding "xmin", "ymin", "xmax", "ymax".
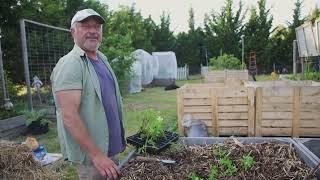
[{"xmin": 209, "ymin": 54, "xmax": 242, "ymax": 70}]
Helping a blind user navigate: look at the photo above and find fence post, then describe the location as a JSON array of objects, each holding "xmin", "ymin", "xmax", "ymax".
[
  {"xmin": 20, "ymin": 19, "xmax": 33, "ymax": 110},
  {"xmin": 0, "ymin": 28, "xmax": 7, "ymax": 105}
]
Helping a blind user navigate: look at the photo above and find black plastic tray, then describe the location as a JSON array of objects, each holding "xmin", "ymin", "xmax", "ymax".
[{"xmin": 126, "ymin": 131, "xmax": 179, "ymax": 154}]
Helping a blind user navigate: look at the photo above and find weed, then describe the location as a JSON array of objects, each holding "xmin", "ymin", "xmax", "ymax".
[{"xmin": 241, "ymin": 154, "xmax": 256, "ymax": 171}]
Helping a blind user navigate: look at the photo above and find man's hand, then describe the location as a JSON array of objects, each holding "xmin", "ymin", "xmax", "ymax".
[{"xmin": 91, "ymin": 153, "xmax": 120, "ymax": 180}]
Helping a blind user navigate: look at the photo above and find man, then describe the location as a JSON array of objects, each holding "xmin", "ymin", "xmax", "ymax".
[{"xmin": 51, "ymin": 9, "xmax": 125, "ymax": 180}]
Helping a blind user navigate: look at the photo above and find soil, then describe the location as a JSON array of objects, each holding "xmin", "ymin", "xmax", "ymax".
[{"xmin": 121, "ymin": 140, "xmax": 316, "ymax": 180}]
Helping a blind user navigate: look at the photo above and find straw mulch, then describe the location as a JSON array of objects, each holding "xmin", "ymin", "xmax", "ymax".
[
  {"xmin": 121, "ymin": 140, "xmax": 317, "ymax": 180},
  {"xmin": 0, "ymin": 141, "xmax": 62, "ymax": 179}
]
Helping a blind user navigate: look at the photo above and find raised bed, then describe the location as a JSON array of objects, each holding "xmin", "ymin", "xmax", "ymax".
[
  {"xmin": 0, "ymin": 115, "xmax": 26, "ymax": 139},
  {"xmin": 252, "ymin": 85, "xmax": 320, "ymax": 137},
  {"xmin": 177, "ymin": 84, "xmax": 255, "ymax": 136},
  {"xmin": 120, "ymin": 137, "xmax": 320, "ymax": 179},
  {"xmin": 204, "ymin": 70, "xmax": 248, "ymax": 83}
]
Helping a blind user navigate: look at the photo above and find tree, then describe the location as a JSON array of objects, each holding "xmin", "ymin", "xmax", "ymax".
[
  {"xmin": 175, "ymin": 7, "xmax": 205, "ymax": 74},
  {"xmin": 244, "ymin": 0, "xmax": 273, "ymax": 73},
  {"xmin": 204, "ymin": 0, "xmax": 246, "ymax": 59},
  {"xmin": 152, "ymin": 12, "xmax": 176, "ymax": 51}
]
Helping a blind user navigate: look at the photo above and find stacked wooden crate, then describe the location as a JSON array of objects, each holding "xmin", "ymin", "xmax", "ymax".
[
  {"xmin": 255, "ymin": 86, "xmax": 320, "ymax": 137},
  {"xmin": 177, "ymin": 80, "xmax": 320, "ymax": 137},
  {"xmin": 204, "ymin": 70, "xmax": 248, "ymax": 83},
  {"xmin": 177, "ymin": 82, "xmax": 255, "ymax": 136}
]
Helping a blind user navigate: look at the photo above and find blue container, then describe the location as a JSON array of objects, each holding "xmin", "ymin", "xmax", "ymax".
[{"xmin": 32, "ymin": 145, "xmax": 47, "ymax": 160}]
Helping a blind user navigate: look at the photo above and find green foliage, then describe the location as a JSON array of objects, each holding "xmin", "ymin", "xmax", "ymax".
[
  {"xmin": 20, "ymin": 109, "xmax": 48, "ymax": 126},
  {"xmin": 220, "ymin": 156, "xmax": 237, "ymax": 176},
  {"xmin": 136, "ymin": 109, "xmax": 165, "ymax": 146},
  {"xmin": 209, "ymin": 54, "xmax": 241, "ymax": 70},
  {"xmin": 204, "ymin": 0, "xmax": 245, "ymax": 58},
  {"xmin": 0, "ymin": 108, "xmax": 21, "ymax": 120},
  {"xmin": 208, "ymin": 165, "xmax": 219, "ymax": 180},
  {"xmin": 240, "ymin": 154, "xmax": 256, "ymax": 171},
  {"xmin": 152, "ymin": 12, "xmax": 176, "ymax": 51},
  {"xmin": 244, "ymin": 0, "xmax": 273, "ymax": 73},
  {"xmin": 188, "ymin": 172, "xmax": 203, "ymax": 180}
]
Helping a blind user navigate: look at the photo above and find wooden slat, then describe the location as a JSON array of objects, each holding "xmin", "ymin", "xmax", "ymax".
[
  {"xmin": 300, "ymin": 120, "xmax": 320, "ymax": 127},
  {"xmin": 219, "ymin": 120, "xmax": 248, "ymax": 127},
  {"xmin": 261, "ymin": 127, "xmax": 292, "ymax": 136},
  {"xmin": 190, "ymin": 113, "xmax": 212, "ymax": 120},
  {"xmin": 301, "ymin": 96, "xmax": 320, "ymax": 104},
  {"xmin": 262, "ymin": 97, "xmax": 293, "ymax": 104},
  {"xmin": 176, "ymin": 89, "xmax": 184, "ymax": 135},
  {"xmin": 261, "ymin": 120, "xmax": 292, "ymax": 127},
  {"xmin": 211, "ymin": 89, "xmax": 218, "ymax": 136},
  {"xmin": 184, "ymin": 98, "xmax": 211, "ymax": 106},
  {"xmin": 300, "ymin": 112, "xmax": 320, "ymax": 119},
  {"xmin": 247, "ymin": 87, "xmax": 255, "ymax": 137},
  {"xmin": 262, "ymin": 104, "xmax": 293, "ymax": 111},
  {"xmin": 300, "ymin": 87, "xmax": 320, "ymax": 96},
  {"xmin": 292, "ymin": 87, "xmax": 300, "ymax": 137},
  {"xmin": 184, "ymin": 106, "xmax": 212, "ymax": 113},
  {"xmin": 183, "ymin": 88, "xmax": 211, "ymax": 98},
  {"xmin": 262, "ymin": 112, "xmax": 292, "ymax": 119},
  {"xmin": 217, "ymin": 88, "xmax": 247, "ymax": 97},
  {"xmin": 219, "ymin": 127, "xmax": 248, "ymax": 136},
  {"xmin": 218, "ymin": 112, "xmax": 248, "ymax": 120},
  {"xmin": 300, "ymin": 104, "xmax": 320, "ymax": 111},
  {"xmin": 218, "ymin": 97, "xmax": 248, "ymax": 105},
  {"xmin": 255, "ymin": 88, "xmax": 262, "ymax": 136},
  {"xmin": 218, "ymin": 105, "xmax": 248, "ymax": 112},
  {"xmin": 299, "ymin": 128, "xmax": 320, "ymax": 136},
  {"xmin": 262, "ymin": 87, "xmax": 294, "ymax": 97}
]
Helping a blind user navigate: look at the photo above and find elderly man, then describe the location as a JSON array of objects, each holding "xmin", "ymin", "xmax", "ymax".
[{"xmin": 51, "ymin": 9, "xmax": 125, "ymax": 180}]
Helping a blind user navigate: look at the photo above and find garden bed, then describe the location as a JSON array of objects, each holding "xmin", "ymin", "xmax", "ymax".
[
  {"xmin": 120, "ymin": 137, "xmax": 319, "ymax": 179},
  {"xmin": 177, "ymin": 84, "xmax": 255, "ymax": 136},
  {"xmin": 0, "ymin": 115, "xmax": 26, "ymax": 139}
]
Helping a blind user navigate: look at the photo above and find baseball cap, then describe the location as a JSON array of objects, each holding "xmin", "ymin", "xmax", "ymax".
[{"xmin": 71, "ymin": 9, "xmax": 105, "ymax": 27}]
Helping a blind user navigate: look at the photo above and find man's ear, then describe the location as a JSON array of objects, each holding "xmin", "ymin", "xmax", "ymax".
[{"xmin": 70, "ymin": 28, "xmax": 75, "ymax": 37}]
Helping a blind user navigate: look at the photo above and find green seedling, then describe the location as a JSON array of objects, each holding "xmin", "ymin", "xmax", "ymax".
[
  {"xmin": 189, "ymin": 172, "xmax": 203, "ymax": 180},
  {"xmin": 241, "ymin": 154, "xmax": 256, "ymax": 171},
  {"xmin": 208, "ymin": 165, "xmax": 218, "ymax": 180}
]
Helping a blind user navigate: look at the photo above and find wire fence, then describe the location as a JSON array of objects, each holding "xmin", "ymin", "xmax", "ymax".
[{"xmin": 20, "ymin": 19, "xmax": 73, "ymax": 109}]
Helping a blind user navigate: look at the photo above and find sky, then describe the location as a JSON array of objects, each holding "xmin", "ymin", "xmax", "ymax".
[{"xmin": 100, "ymin": 0, "xmax": 318, "ymax": 33}]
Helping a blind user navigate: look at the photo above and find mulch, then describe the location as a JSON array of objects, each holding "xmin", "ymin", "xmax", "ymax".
[
  {"xmin": 0, "ymin": 140, "xmax": 62, "ymax": 179},
  {"xmin": 121, "ymin": 140, "xmax": 316, "ymax": 180}
]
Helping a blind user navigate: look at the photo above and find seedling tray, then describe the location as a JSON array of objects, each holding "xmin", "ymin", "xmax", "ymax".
[{"xmin": 126, "ymin": 130, "xmax": 179, "ymax": 154}]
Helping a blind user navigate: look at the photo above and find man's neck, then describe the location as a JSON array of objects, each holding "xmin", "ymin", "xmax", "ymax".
[{"xmin": 86, "ymin": 51, "xmax": 98, "ymax": 60}]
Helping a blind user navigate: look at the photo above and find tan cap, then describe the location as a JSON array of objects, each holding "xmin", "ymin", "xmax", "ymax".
[{"xmin": 71, "ymin": 9, "xmax": 105, "ymax": 27}]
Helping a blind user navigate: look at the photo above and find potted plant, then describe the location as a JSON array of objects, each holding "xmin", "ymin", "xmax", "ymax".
[{"xmin": 126, "ymin": 109, "xmax": 179, "ymax": 153}]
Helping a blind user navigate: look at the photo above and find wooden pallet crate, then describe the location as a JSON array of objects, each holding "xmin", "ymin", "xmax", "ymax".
[
  {"xmin": 255, "ymin": 86, "xmax": 320, "ymax": 137},
  {"xmin": 204, "ymin": 70, "xmax": 248, "ymax": 83},
  {"xmin": 177, "ymin": 84, "xmax": 255, "ymax": 136}
]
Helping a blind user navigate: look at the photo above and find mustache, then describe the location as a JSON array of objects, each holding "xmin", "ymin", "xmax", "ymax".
[{"xmin": 85, "ymin": 33, "xmax": 99, "ymax": 39}]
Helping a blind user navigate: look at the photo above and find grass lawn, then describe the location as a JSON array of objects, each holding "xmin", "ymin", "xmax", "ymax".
[{"xmin": 11, "ymin": 75, "xmax": 202, "ymax": 179}]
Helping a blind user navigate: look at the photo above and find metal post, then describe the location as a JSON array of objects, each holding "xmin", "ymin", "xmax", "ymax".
[
  {"xmin": 20, "ymin": 19, "xmax": 33, "ymax": 110},
  {"xmin": 241, "ymin": 35, "xmax": 244, "ymax": 69},
  {"xmin": 293, "ymin": 40, "xmax": 297, "ymax": 79},
  {"xmin": 0, "ymin": 28, "xmax": 7, "ymax": 103},
  {"xmin": 301, "ymin": 58, "xmax": 304, "ymax": 80}
]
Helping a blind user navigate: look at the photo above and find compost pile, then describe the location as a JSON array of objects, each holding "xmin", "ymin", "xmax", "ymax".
[
  {"xmin": 121, "ymin": 140, "xmax": 315, "ymax": 179},
  {"xmin": 0, "ymin": 141, "xmax": 61, "ymax": 179}
]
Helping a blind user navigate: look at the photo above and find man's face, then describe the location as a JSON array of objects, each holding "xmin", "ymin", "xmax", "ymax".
[{"xmin": 71, "ymin": 17, "xmax": 103, "ymax": 52}]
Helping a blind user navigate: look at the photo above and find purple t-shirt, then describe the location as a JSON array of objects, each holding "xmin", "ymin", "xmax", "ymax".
[{"xmin": 90, "ymin": 56, "xmax": 125, "ymax": 157}]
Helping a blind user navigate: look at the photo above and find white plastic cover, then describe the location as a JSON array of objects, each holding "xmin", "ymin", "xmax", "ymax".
[
  {"xmin": 128, "ymin": 61, "xmax": 142, "ymax": 93},
  {"xmin": 295, "ymin": 21, "xmax": 319, "ymax": 57},
  {"xmin": 132, "ymin": 49, "xmax": 153, "ymax": 85},
  {"xmin": 152, "ymin": 55, "xmax": 159, "ymax": 78},
  {"xmin": 152, "ymin": 52, "xmax": 177, "ymax": 79}
]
